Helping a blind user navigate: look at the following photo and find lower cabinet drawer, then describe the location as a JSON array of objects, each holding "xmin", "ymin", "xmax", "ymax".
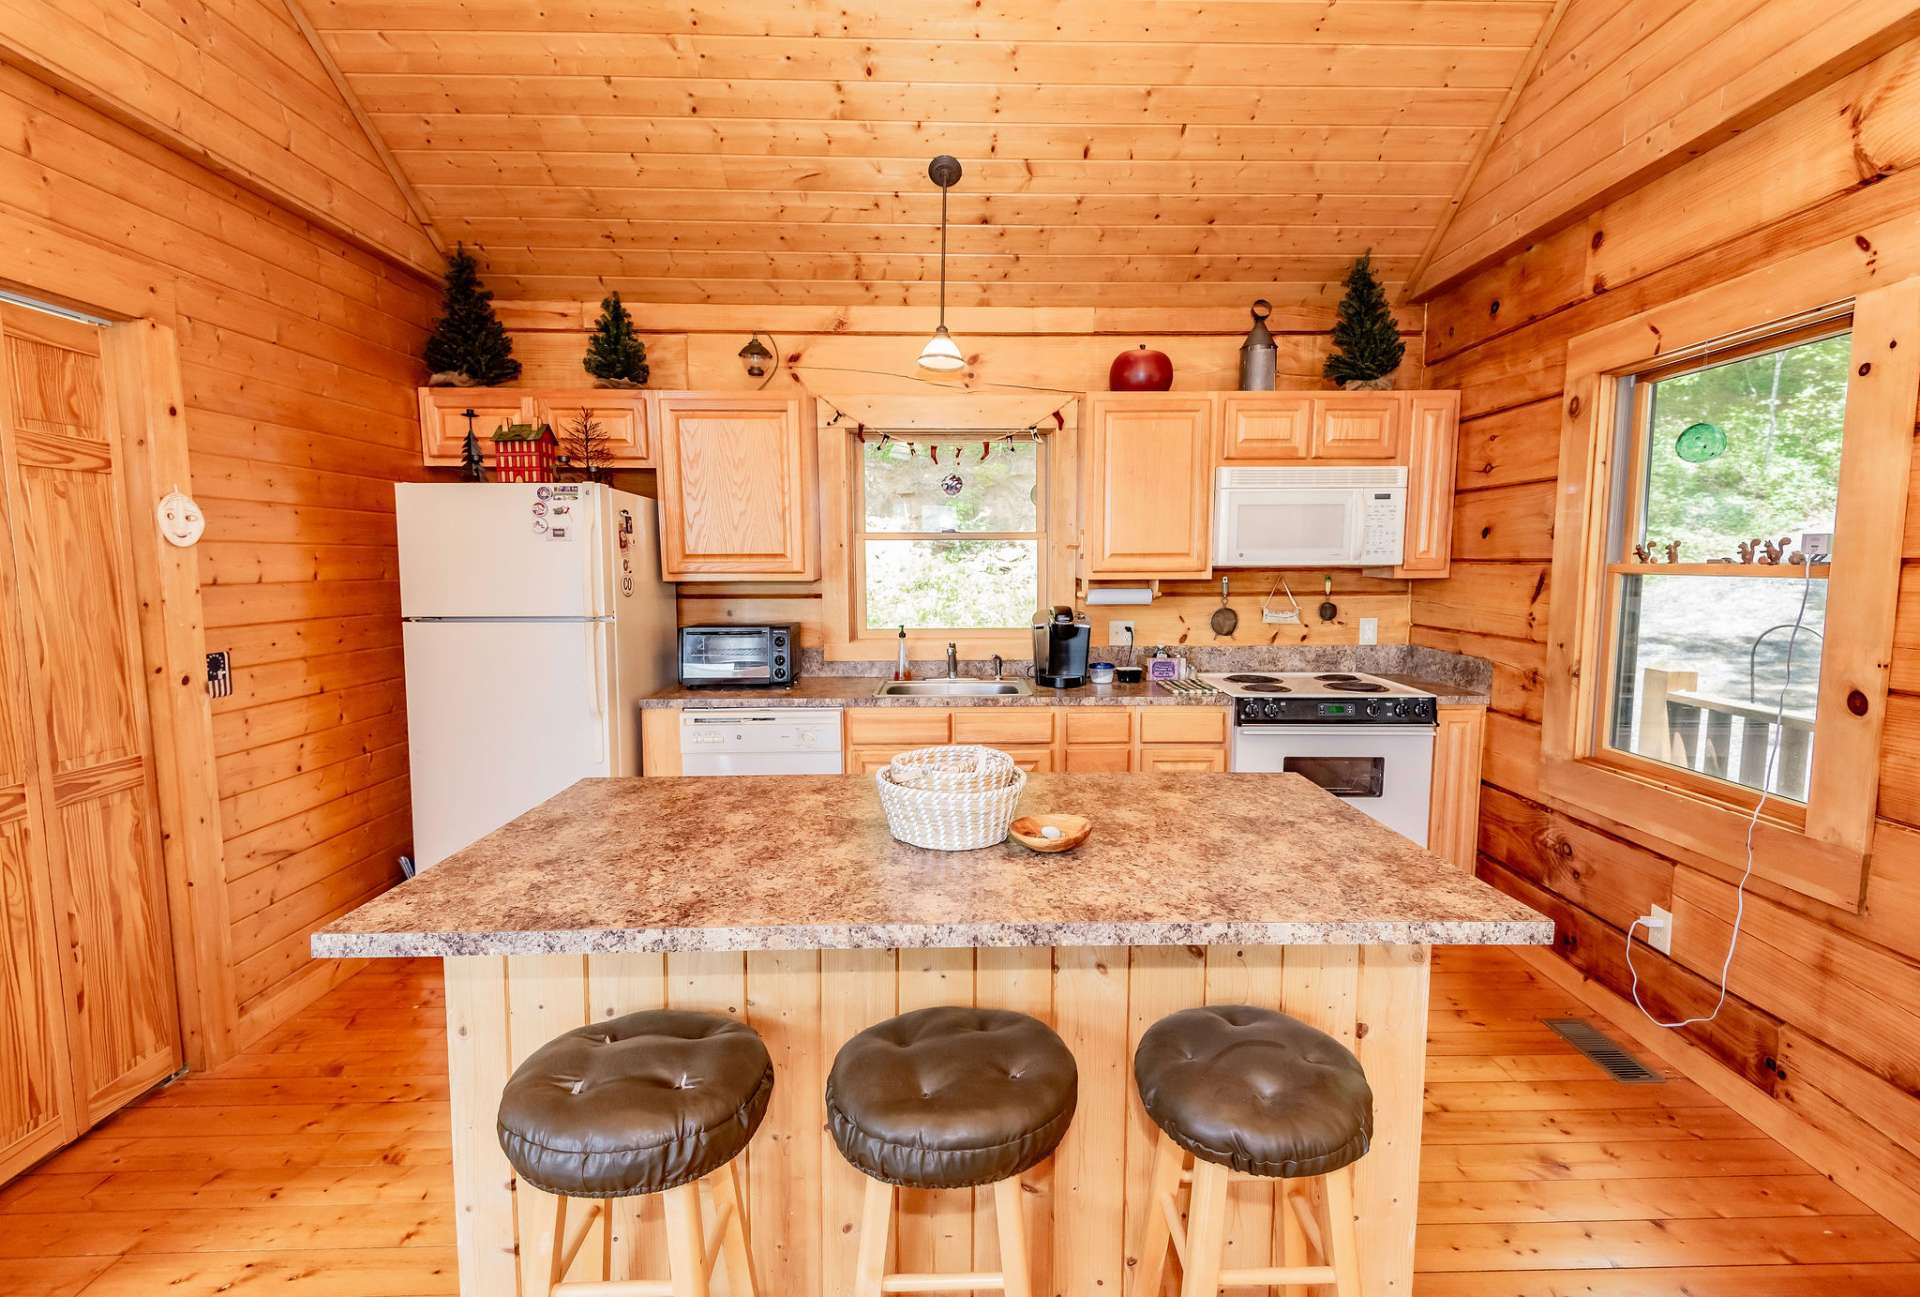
[
  {"xmin": 1140, "ymin": 707, "xmax": 1228, "ymax": 744},
  {"xmin": 1137, "ymin": 745, "xmax": 1227, "ymax": 774},
  {"xmin": 847, "ymin": 710, "xmax": 951, "ymax": 746},
  {"xmin": 1065, "ymin": 745, "xmax": 1133, "ymax": 773},
  {"xmin": 847, "ymin": 746, "xmax": 914, "ymax": 774},
  {"xmin": 1000, "ymin": 746, "xmax": 1055, "ymax": 773},
  {"xmin": 952, "ymin": 708, "xmax": 1057, "ymax": 745},
  {"xmin": 1065, "ymin": 709, "xmax": 1133, "ymax": 745}
]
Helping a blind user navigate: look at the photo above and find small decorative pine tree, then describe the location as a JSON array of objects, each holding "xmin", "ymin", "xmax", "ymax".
[
  {"xmin": 424, "ymin": 244, "xmax": 520, "ymax": 386},
  {"xmin": 1323, "ymin": 253, "xmax": 1405, "ymax": 388},
  {"xmin": 460, "ymin": 429, "xmax": 487, "ymax": 481},
  {"xmin": 560, "ymin": 407, "xmax": 611, "ymax": 481},
  {"xmin": 582, "ymin": 292, "xmax": 649, "ymax": 387}
]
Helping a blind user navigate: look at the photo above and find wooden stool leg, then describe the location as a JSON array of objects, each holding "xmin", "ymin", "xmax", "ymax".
[
  {"xmin": 1319, "ymin": 1165, "xmax": 1362, "ymax": 1297},
  {"xmin": 993, "ymin": 1177, "xmax": 1034, "ymax": 1297},
  {"xmin": 662, "ymin": 1181, "xmax": 711, "ymax": 1297},
  {"xmin": 708, "ymin": 1162, "xmax": 759, "ymax": 1297},
  {"xmin": 1177, "ymin": 1159, "xmax": 1230, "ymax": 1297},
  {"xmin": 1131, "ymin": 1129, "xmax": 1185, "ymax": 1297},
  {"xmin": 548, "ymin": 1195, "xmax": 571, "ymax": 1296},
  {"xmin": 853, "ymin": 1177, "xmax": 894, "ymax": 1297}
]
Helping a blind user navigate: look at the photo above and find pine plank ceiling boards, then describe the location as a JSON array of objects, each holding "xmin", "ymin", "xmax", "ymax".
[{"xmin": 293, "ymin": 0, "xmax": 1563, "ymax": 311}]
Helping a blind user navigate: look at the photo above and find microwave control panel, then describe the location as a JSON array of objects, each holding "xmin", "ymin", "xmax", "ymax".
[{"xmin": 1359, "ymin": 491, "xmax": 1406, "ymax": 565}]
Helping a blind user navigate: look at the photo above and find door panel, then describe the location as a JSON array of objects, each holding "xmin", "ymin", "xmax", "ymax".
[
  {"xmin": 1083, "ymin": 395, "xmax": 1213, "ymax": 578},
  {"xmin": 656, "ymin": 396, "xmax": 815, "ymax": 579},
  {"xmin": 0, "ymin": 304, "xmax": 181, "ymax": 1135}
]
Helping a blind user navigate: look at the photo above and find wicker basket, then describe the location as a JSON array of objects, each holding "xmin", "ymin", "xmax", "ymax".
[
  {"xmin": 888, "ymin": 744, "xmax": 1020, "ymax": 793},
  {"xmin": 876, "ymin": 751, "xmax": 1027, "ymax": 850}
]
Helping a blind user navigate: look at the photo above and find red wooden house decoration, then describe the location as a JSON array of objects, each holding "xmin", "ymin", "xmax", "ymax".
[{"xmin": 492, "ymin": 422, "xmax": 558, "ymax": 483}]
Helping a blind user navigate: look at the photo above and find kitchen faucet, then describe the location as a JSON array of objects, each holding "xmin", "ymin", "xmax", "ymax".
[
  {"xmin": 946, "ymin": 642, "xmax": 959, "ymax": 679},
  {"xmin": 991, "ymin": 654, "xmax": 1004, "ymax": 680}
]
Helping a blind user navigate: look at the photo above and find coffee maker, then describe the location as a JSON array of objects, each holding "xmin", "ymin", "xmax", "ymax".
[{"xmin": 1032, "ymin": 605, "xmax": 1092, "ymax": 689}]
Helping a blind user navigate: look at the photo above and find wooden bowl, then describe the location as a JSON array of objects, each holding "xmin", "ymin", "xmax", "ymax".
[{"xmin": 1009, "ymin": 814, "xmax": 1092, "ymax": 853}]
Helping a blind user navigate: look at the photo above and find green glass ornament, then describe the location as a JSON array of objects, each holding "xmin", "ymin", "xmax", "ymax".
[{"xmin": 1674, "ymin": 421, "xmax": 1727, "ymax": 463}]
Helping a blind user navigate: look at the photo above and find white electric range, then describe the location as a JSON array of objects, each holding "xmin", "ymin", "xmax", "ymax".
[{"xmin": 1196, "ymin": 672, "xmax": 1439, "ymax": 846}]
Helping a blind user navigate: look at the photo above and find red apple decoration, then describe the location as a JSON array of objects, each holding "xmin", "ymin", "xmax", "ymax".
[{"xmin": 1109, "ymin": 344, "xmax": 1173, "ymax": 391}]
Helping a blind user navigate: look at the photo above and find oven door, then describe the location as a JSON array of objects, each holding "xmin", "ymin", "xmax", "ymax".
[
  {"xmin": 1213, "ymin": 486, "xmax": 1365, "ymax": 566},
  {"xmin": 1229, "ymin": 723, "xmax": 1436, "ymax": 846},
  {"xmin": 678, "ymin": 628, "xmax": 773, "ymax": 684}
]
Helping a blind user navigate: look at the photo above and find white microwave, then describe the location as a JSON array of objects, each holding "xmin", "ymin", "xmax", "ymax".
[{"xmin": 1212, "ymin": 466, "xmax": 1407, "ymax": 567}]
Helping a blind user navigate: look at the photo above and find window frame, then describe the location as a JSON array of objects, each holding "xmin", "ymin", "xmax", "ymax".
[
  {"xmin": 1588, "ymin": 314, "xmax": 1851, "ymax": 823},
  {"xmin": 850, "ymin": 432, "xmax": 1048, "ymax": 640},
  {"xmin": 1543, "ymin": 273, "xmax": 1920, "ymax": 913}
]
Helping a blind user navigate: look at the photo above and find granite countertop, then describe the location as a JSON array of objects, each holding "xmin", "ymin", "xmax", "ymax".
[
  {"xmin": 313, "ymin": 773, "xmax": 1550, "ymax": 958},
  {"xmin": 642, "ymin": 674, "xmax": 1489, "ymax": 708}
]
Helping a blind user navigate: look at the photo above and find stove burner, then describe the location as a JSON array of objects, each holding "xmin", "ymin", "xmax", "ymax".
[
  {"xmin": 1324, "ymin": 680, "xmax": 1387, "ymax": 693},
  {"xmin": 1225, "ymin": 673, "xmax": 1282, "ymax": 684},
  {"xmin": 1241, "ymin": 683, "xmax": 1291, "ymax": 694},
  {"xmin": 1315, "ymin": 673, "xmax": 1361, "ymax": 682}
]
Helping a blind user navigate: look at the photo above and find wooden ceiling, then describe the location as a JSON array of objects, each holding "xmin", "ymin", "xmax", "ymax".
[{"xmin": 305, "ymin": 1, "xmax": 1560, "ymax": 309}]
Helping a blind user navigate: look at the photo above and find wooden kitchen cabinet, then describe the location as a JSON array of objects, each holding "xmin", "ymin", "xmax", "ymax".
[
  {"xmin": 655, "ymin": 393, "xmax": 816, "ymax": 581},
  {"xmin": 1312, "ymin": 394, "xmax": 1400, "ymax": 458},
  {"xmin": 418, "ymin": 387, "xmax": 653, "ymax": 467},
  {"xmin": 1395, "ymin": 391, "xmax": 1461, "ymax": 578},
  {"xmin": 1065, "ymin": 745, "xmax": 1134, "ymax": 772},
  {"xmin": 1427, "ymin": 704, "xmax": 1486, "ymax": 870},
  {"xmin": 530, "ymin": 391, "xmax": 652, "ymax": 466},
  {"xmin": 1220, "ymin": 394, "xmax": 1313, "ymax": 460},
  {"xmin": 1138, "ymin": 745, "xmax": 1228, "ymax": 774},
  {"xmin": 1082, "ymin": 394, "xmax": 1214, "ymax": 578}
]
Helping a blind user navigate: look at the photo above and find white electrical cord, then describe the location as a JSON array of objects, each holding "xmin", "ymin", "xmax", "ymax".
[{"xmin": 1625, "ymin": 553, "xmax": 1817, "ymax": 1028}]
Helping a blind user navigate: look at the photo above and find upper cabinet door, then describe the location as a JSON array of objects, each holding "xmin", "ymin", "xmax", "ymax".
[
  {"xmin": 418, "ymin": 388, "xmax": 531, "ymax": 465},
  {"xmin": 1220, "ymin": 394, "xmax": 1312, "ymax": 461},
  {"xmin": 1312, "ymin": 394, "xmax": 1402, "ymax": 459},
  {"xmin": 531, "ymin": 391, "xmax": 652, "ymax": 467},
  {"xmin": 655, "ymin": 395, "xmax": 816, "ymax": 581},
  {"xmin": 1083, "ymin": 394, "xmax": 1213, "ymax": 578},
  {"xmin": 1395, "ymin": 392, "xmax": 1460, "ymax": 578}
]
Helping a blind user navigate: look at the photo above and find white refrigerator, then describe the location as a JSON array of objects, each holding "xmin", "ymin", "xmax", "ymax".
[{"xmin": 396, "ymin": 483, "xmax": 675, "ymax": 869}]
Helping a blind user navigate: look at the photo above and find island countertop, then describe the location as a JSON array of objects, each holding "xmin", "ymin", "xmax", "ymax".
[{"xmin": 314, "ymin": 772, "xmax": 1550, "ymax": 958}]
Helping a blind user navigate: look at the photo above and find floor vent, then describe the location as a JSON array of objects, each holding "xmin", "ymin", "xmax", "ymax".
[{"xmin": 1543, "ymin": 1018, "xmax": 1665, "ymax": 1083}]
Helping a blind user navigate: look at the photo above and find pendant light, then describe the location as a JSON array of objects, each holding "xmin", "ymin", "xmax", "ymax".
[{"xmin": 917, "ymin": 155, "xmax": 965, "ymax": 372}]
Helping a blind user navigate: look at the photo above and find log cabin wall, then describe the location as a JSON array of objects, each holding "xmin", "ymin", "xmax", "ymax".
[
  {"xmin": 0, "ymin": 4, "xmax": 439, "ymax": 1060},
  {"xmin": 1412, "ymin": 28, "xmax": 1920, "ymax": 1231},
  {"xmin": 497, "ymin": 301, "xmax": 1426, "ymax": 653}
]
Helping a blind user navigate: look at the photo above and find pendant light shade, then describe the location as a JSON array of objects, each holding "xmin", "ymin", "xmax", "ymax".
[
  {"xmin": 918, "ymin": 154, "xmax": 964, "ymax": 372},
  {"xmin": 917, "ymin": 325, "xmax": 964, "ymax": 371}
]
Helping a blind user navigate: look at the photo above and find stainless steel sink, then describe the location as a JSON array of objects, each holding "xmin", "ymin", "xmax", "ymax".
[{"xmin": 873, "ymin": 679, "xmax": 1036, "ymax": 697}]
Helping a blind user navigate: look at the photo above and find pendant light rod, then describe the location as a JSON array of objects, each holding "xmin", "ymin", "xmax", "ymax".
[{"xmin": 917, "ymin": 154, "xmax": 966, "ymax": 373}]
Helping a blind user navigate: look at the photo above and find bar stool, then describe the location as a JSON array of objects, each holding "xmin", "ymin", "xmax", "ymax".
[
  {"xmin": 826, "ymin": 1005, "xmax": 1078, "ymax": 1297},
  {"xmin": 497, "ymin": 1009, "xmax": 773, "ymax": 1297},
  {"xmin": 1130, "ymin": 1005, "xmax": 1370, "ymax": 1297}
]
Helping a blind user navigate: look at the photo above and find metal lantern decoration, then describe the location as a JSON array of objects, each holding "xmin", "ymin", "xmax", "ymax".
[
  {"xmin": 738, "ymin": 335, "xmax": 773, "ymax": 378},
  {"xmin": 1238, "ymin": 298, "xmax": 1277, "ymax": 391}
]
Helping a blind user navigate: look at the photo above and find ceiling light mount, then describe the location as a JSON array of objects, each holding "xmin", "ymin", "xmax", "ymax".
[{"xmin": 917, "ymin": 155, "xmax": 966, "ymax": 373}]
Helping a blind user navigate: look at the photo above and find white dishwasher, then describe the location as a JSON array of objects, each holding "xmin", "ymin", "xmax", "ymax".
[{"xmin": 679, "ymin": 709, "xmax": 844, "ymax": 775}]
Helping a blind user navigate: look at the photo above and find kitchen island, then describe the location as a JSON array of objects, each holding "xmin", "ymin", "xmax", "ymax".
[{"xmin": 315, "ymin": 773, "xmax": 1549, "ymax": 1297}]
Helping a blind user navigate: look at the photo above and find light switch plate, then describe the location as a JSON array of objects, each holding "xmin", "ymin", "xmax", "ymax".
[{"xmin": 1359, "ymin": 617, "xmax": 1379, "ymax": 644}]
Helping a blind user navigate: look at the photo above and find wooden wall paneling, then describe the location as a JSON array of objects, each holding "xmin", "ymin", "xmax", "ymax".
[
  {"xmin": 894, "ymin": 948, "xmax": 976, "ymax": 1280},
  {"xmin": 1201, "ymin": 946, "xmax": 1284, "ymax": 1276},
  {"xmin": 442, "ymin": 956, "xmax": 519, "ymax": 1295},
  {"xmin": 745, "ymin": 949, "xmax": 823, "ymax": 1296},
  {"xmin": 973, "ymin": 946, "xmax": 1054, "ymax": 1295},
  {"xmin": 820, "ymin": 948, "xmax": 898, "ymax": 1297},
  {"xmin": 506, "ymin": 953, "xmax": 597, "ymax": 1291},
  {"xmin": 1053, "ymin": 945, "xmax": 1128, "ymax": 1297}
]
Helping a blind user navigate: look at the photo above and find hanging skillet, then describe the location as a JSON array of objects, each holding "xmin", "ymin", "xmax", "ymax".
[{"xmin": 1210, "ymin": 576, "xmax": 1239, "ymax": 637}]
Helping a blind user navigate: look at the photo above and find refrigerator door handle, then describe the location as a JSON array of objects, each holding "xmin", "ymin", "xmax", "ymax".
[
  {"xmin": 588, "ymin": 620, "xmax": 606, "ymax": 760},
  {"xmin": 585, "ymin": 490, "xmax": 605, "ymax": 618}
]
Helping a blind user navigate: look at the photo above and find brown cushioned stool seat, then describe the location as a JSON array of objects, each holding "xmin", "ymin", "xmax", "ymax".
[
  {"xmin": 826, "ymin": 1005, "xmax": 1077, "ymax": 1189},
  {"xmin": 497, "ymin": 1008, "xmax": 773, "ymax": 1198},
  {"xmin": 1134, "ymin": 1004, "xmax": 1372, "ymax": 1179}
]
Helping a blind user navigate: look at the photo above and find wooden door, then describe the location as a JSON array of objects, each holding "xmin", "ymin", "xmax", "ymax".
[
  {"xmin": 1082, "ymin": 395, "xmax": 1213, "ymax": 578},
  {"xmin": 532, "ymin": 391, "xmax": 652, "ymax": 466},
  {"xmin": 0, "ymin": 305, "xmax": 182, "ymax": 1126},
  {"xmin": 1395, "ymin": 392, "xmax": 1460, "ymax": 577},
  {"xmin": 656, "ymin": 395, "xmax": 816, "ymax": 580},
  {"xmin": 0, "ymin": 440, "xmax": 74, "ymax": 1180},
  {"xmin": 1220, "ymin": 394, "xmax": 1313, "ymax": 461},
  {"xmin": 418, "ymin": 387, "xmax": 531, "ymax": 465},
  {"xmin": 1312, "ymin": 394, "xmax": 1401, "ymax": 459}
]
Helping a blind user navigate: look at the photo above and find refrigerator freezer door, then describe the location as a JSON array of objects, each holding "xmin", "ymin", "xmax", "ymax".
[
  {"xmin": 397, "ymin": 482, "xmax": 604, "ymax": 618},
  {"xmin": 403, "ymin": 619, "xmax": 614, "ymax": 868},
  {"xmin": 604, "ymin": 491, "xmax": 677, "ymax": 775}
]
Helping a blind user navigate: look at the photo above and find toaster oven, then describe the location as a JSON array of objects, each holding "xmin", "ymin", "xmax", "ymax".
[{"xmin": 677, "ymin": 624, "xmax": 798, "ymax": 687}]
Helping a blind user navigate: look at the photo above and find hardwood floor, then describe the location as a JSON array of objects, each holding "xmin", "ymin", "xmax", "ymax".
[{"xmin": 2, "ymin": 948, "xmax": 1916, "ymax": 1296}]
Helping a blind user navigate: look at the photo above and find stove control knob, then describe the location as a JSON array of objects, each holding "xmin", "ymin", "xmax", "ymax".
[
  {"xmin": 1263, "ymin": 700, "xmax": 1282, "ymax": 718},
  {"xmin": 1241, "ymin": 701, "xmax": 1259, "ymax": 721},
  {"xmin": 1364, "ymin": 701, "xmax": 1379, "ymax": 718}
]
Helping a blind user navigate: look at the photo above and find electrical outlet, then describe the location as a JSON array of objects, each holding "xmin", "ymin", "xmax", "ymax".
[
  {"xmin": 1359, "ymin": 617, "xmax": 1379, "ymax": 645},
  {"xmin": 1643, "ymin": 903, "xmax": 1675, "ymax": 955},
  {"xmin": 1111, "ymin": 620, "xmax": 1135, "ymax": 648}
]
